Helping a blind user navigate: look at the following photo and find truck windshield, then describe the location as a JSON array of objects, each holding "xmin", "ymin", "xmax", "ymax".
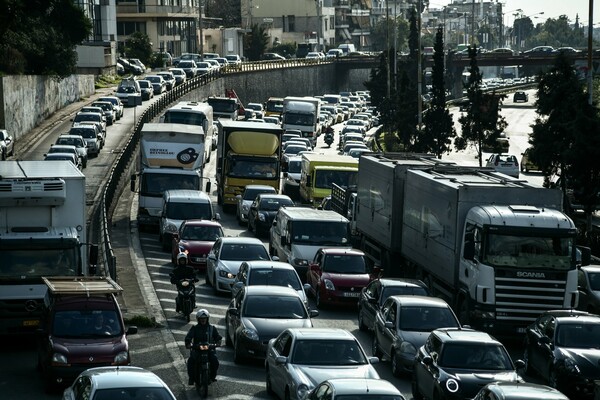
[
  {"xmin": 228, "ymin": 157, "xmax": 278, "ymax": 179},
  {"xmin": 266, "ymin": 102, "xmax": 283, "ymax": 113},
  {"xmin": 141, "ymin": 174, "xmax": 199, "ymax": 196},
  {"xmin": 52, "ymin": 310, "xmax": 122, "ymax": 338},
  {"xmin": 208, "ymin": 99, "xmax": 235, "ymax": 113},
  {"xmin": 166, "ymin": 202, "xmax": 212, "ymax": 220},
  {"xmin": 0, "ymin": 246, "xmax": 80, "ymax": 278},
  {"xmin": 291, "ymin": 221, "xmax": 349, "ymax": 245},
  {"xmin": 283, "ymin": 113, "xmax": 314, "ymax": 126},
  {"xmin": 483, "ymin": 233, "xmax": 574, "ymax": 270},
  {"xmin": 314, "ymin": 170, "xmax": 358, "ymax": 189},
  {"xmin": 163, "ymin": 110, "xmax": 206, "ymax": 126}
]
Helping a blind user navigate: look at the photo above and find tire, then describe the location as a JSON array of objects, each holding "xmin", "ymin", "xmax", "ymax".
[
  {"xmin": 197, "ymin": 370, "xmax": 208, "ymax": 398},
  {"xmin": 265, "ymin": 368, "xmax": 274, "ymax": 395},
  {"xmin": 391, "ymin": 352, "xmax": 402, "ymax": 377},
  {"xmin": 411, "ymin": 375, "xmax": 423, "ymax": 400},
  {"xmin": 233, "ymin": 338, "xmax": 244, "ymax": 364},
  {"xmin": 357, "ymin": 309, "xmax": 368, "ymax": 332},
  {"xmin": 548, "ymin": 367, "xmax": 558, "ymax": 389},
  {"xmin": 213, "ymin": 274, "xmax": 219, "ymax": 295},
  {"xmin": 372, "ymin": 335, "xmax": 383, "ymax": 359}
]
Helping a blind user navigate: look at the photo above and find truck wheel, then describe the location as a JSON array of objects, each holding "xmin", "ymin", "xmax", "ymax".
[{"xmin": 357, "ymin": 309, "xmax": 368, "ymax": 331}]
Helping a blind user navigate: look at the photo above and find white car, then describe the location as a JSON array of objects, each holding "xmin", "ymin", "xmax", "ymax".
[
  {"xmin": 97, "ymin": 96, "xmax": 124, "ymax": 119},
  {"xmin": 485, "ymin": 153, "xmax": 520, "ymax": 178},
  {"xmin": 206, "ymin": 237, "xmax": 272, "ymax": 294},
  {"xmin": 265, "ymin": 328, "xmax": 380, "ymax": 400},
  {"xmin": 0, "ymin": 129, "xmax": 15, "ymax": 160}
]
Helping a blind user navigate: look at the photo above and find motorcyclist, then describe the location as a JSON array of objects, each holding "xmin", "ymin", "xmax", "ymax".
[
  {"xmin": 170, "ymin": 252, "xmax": 197, "ymax": 312},
  {"xmin": 324, "ymin": 125, "xmax": 334, "ymax": 146},
  {"xmin": 185, "ymin": 309, "xmax": 222, "ymax": 385}
]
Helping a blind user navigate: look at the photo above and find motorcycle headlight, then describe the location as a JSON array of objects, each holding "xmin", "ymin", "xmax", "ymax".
[
  {"xmin": 181, "ymin": 280, "xmax": 190, "ymax": 287},
  {"xmin": 445, "ymin": 378, "xmax": 459, "ymax": 393},
  {"xmin": 564, "ymin": 358, "xmax": 581, "ymax": 374},
  {"xmin": 297, "ymin": 383, "xmax": 310, "ymax": 399},
  {"xmin": 258, "ymin": 213, "xmax": 266, "ymax": 222},
  {"xmin": 293, "ymin": 258, "xmax": 308, "ymax": 267},
  {"xmin": 399, "ymin": 341, "xmax": 417, "ymax": 356},
  {"xmin": 241, "ymin": 328, "xmax": 259, "ymax": 341},
  {"xmin": 51, "ymin": 353, "xmax": 68, "ymax": 365},
  {"xmin": 323, "ymin": 279, "xmax": 335, "ymax": 291},
  {"xmin": 114, "ymin": 351, "xmax": 129, "ymax": 364}
]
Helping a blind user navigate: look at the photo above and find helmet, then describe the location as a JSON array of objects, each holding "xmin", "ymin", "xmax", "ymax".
[
  {"xmin": 196, "ymin": 309, "xmax": 210, "ymax": 321},
  {"xmin": 177, "ymin": 252, "xmax": 188, "ymax": 266}
]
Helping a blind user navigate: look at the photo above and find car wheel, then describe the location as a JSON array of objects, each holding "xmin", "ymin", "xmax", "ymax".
[
  {"xmin": 225, "ymin": 322, "xmax": 233, "ymax": 347},
  {"xmin": 316, "ymin": 289, "xmax": 323, "ymax": 309},
  {"xmin": 391, "ymin": 352, "xmax": 402, "ymax": 377},
  {"xmin": 411, "ymin": 374, "xmax": 423, "ymax": 400},
  {"xmin": 357, "ymin": 309, "xmax": 368, "ymax": 331},
  {"xmin": 265, "ymin": 368, "xmax": 274, "ymax": 395},
  {"xmin": 233, "ymin": 338, "xmax": 244, "ymax": 364},
  {"xmin": 548, "ymin": 367, "xmax": 558, "ymax": 388},
  {"xmin": 372, "ymin": 335, "xmax": 383, "ymax": 359}
]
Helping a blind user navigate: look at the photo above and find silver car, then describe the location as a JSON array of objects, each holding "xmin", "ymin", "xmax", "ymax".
[
  {"xmin": 55, "ymin": 135, "xmax": 88, "ymax": 168},
  {"xmin": 231, "ymin": 261, "xmax": 305, "ymax": 303},
  {"xmin": 235, "ymin": 184, "xmax": 277, "ymax": 225},
  {"xmin": 265, "ymin": 328, "xmax": 380, "ymax": 400},
  {"xmin": 0, "ymin": 129, "xmax": 15, "ymax": 160}
]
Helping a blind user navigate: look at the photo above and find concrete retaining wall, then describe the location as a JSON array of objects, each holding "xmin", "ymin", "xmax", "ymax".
[{"xmin": 0, "ymin": 74, "xmax": 95, "ymax": 141}]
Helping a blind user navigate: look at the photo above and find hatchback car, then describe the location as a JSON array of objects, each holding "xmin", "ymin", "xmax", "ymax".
[
  {"xmin": 46, "ymin": 145, "xmax": 82, "ymax": 168},
  {"xmin": 305, "ymin": 248, "xmax": 372, "ymax": 308},
  {"xmin": 97, "ymin": 96, "xmax": 124, "ymax": 120},
  {"xmin": 55, "ymin": 135, "xmax": 88, "ymax": 168},
  {"xmin": 137, "ymin": 79, "xmax": 155, "ymax": 101},
  {"xmin": 513, "ymin": 91, "xmax": 529, "ymax": 103},
  {"xmin": 62, "ymin": 366, "xmax": 176, "ymax": 400},
  {"xmin": 69, "ymin": 125, "xmax": 102, "ymax": 156},
  {"xmin": 225, "ymin": 285, "xmax": 318, "ymax": 363},
  {"xmin": 145, "ymin": 75, "xmax": 167, "ymax": 94},
  {"xmin": 520, "ymin": 148, "xmax": 540, "ymax": 172},
  {"xmin": 91, "ymin": 101, "xmax": 116, "ymax": 125},
  {"xmin": 485, "ymin": 153, "xmax": 519, "ymax": 178},
  {"xmin": 307, "ymin": 378, "xmax": 404, "ymax": 400},
  {"xmin": 43, "ymin": 152, "xmax": 80, "ymax": 169},
  {"xmin": 168, "ymin": 67, "xmax": 187, "ymax": 85},
  {"xmin": 206, "ymin": 237, "xmax": 271, "ymax": 294},
  {"xmin": 358, "ymin": 278, "xmax": 430, "ymax": 332},
  {"xmin": 265, "ymin": 328, "xmax": 380, "ymax": 400},
  {"xmin": 413, "ymin": 328, "xmax": 524, "ymax": 400},
  {"xmin": 156, "ymin": 71, "xmax": 176, "ymax": 90},
  {"xmin": 231, "ymin": 260, "xmax": 306, "ymax": 303},
  {"xmin": 248, "ymin": 194, "xmax": 295, "ymax": 236},
  {"xmin": 72, "ymin": 112, "xmax": 106, "ymax": 135},
  {"xmin": 473, "ymin": 382, "xmax": 569, "ymax": 400},
  {"xmin": 236, "ymin": 184, "xmax": 278, "ymax": 225},
  {"xmin": 177, "ymin": 60, "xmax": 198, "ymax": 78},
  {"xmin": 523, "ymin": 309, "xmax": 600, "ymax": 399},
  {"xmin": 170, "ymin": 219, "xmax": 224, "ymax": 271},
  {"xmin": 372, "ymin": 296, "xmax": 461, "ymax": 376}
]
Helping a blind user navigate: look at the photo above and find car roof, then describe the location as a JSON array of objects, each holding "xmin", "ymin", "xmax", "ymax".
[
  {"xmin": 377, "ymin": 277, "xmax": 428, "ymax": 288},
  {"xmin": 45, "ymin": 153, "xmax": 76, "ymax": 160},
  {"xmin": 51, "ymin": 144, "xmax": 77, "ymax": 150},
  {"xmin": 244, "ymin": 184, "xmax": 276, "ymax": 191},
  {"xmin": 286, "ymin": 328, "xmax": 356, "ymax": 340},
  {"xmin": 220, "ymin": 236, "xmax": 265, "ymax": 245},
  {"xmin": 181, "ymin": 219, "xmax": 222, "ymax": 228},
  {"xmin": 244, "ymin": 260, "xmax": 296, "ymax": 271},
  {"xmin": 83, "ymin": 366, "xmax": 169, "ymax": 389},
  {"xmin": 320, "ymin": 248, "xmax": 365, "ymax": 256},
  {"xmin": 58, "ymin": 134, "xmax": 83, "ymax": 140},
  {"xmin": 245, "ymin": 285, "xmax": 301, "ymax": 297},
  {"xmin": 483, "ymin": 382, "xmax": 569, "ymax": 399},
  {"xmin": 433, "ymin": 328, "xmax": 498, "ymax": 344},
  {"xmin": 581, "ymin": 265, "xmax": 600, "ymax": 273},
  {"xmin": 324, "ymin": 378, "xmax": 401, "ymax": 395},
  {"xmin": 387, "ymin": 295, "xmax": 450, "ymax": 308},
  {"xmin": 256, "ymin": 194, "xmax": 292, "ymax": 201},
  {"xmin": 539, "ymin": 309, "xmax": 593, "ymax": 320}
]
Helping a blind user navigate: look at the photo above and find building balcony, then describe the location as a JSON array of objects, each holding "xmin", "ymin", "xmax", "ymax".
[
  {"xmin": 117, "ymin": 3, "xmax": 198, "ymax": 19},
  {"xmin": 335, "ymin": 0, "xmax": 350, "ymax": 9}
]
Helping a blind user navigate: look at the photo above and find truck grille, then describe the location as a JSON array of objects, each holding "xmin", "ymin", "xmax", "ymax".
[{"xmin": 495, "ymin": 270, "xmax": 568, "ymax": 323}]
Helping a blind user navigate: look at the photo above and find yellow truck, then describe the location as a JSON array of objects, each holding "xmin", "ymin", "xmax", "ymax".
[{"xmin": 299, "ymin": 153, "xmax": 358, "ymax": 205}]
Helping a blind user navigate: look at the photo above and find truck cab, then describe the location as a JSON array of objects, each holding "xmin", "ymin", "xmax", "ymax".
[
  {"xmin": 37, "ymin": 277, "xmax": 137, "ymax": 392},
  {"xmin": 299, "ymin": 153, "xmax": 358, "ymax": 205}
]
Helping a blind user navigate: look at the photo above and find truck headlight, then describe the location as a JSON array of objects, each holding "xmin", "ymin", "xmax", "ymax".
[
  {"xmin": 113, "ymin": 351, "xmax": 129, "ymax": 365},
  {"xmin": 51, "ymin": 353, "xmax": 68, "ymax": 365},
  {"xmin": 297, "ymin": 383, "xmax": 310, "ymax": 399},
  {"xmin": 241, "ymin": 328, "xmax": 259, "ymax": 341},
  {"xmin": 293, "ymin": 258, "xmax": 308, "ymax": 267},
  {"xmin": 323, "ymin": 279, "xmax": 335, "ymax": 291}
]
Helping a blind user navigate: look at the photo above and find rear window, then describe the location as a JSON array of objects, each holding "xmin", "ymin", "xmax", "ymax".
[{"xmin": 52, "ymin": 309, "xmax": 122, "ymax": 338}]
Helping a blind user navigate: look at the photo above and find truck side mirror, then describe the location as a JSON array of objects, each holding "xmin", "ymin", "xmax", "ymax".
[
  {"xmin": 130, "ymin": 174, "xmax": 136, "ymax": 192},
  {"xmin": 205, "ymin": 181, "xmax": 211, "ymax": 193},
  {"xmin": 89, "ymin": 244, "xmax": 99, "ymax": 275},
  {"xmin": 578, "ymin": 246, "xmax": 591, "ymax": 266}
]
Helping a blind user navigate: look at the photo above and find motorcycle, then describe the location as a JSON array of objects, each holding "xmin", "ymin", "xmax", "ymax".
[
  {"xmin": 176, "ymin": 277, "xmax": 197, "ymax": 321},
  {"xmin": 194, "ymin": 343, "xmax": 218, "ymax": 398},
  {"xmin": 324, "ymin": 133, "xmax": 334, "ymax": 147}
]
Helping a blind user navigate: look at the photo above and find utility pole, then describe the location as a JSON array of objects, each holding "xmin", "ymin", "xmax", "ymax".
[
  {"xmin": 587, "ymin": 0, "xmax": 594, "ymax": 105},
  {"xmin": 417, "ymin": 0, "xmax": 423, "ymax": 129},
  {"xmin": 316, "ymin": 0, "xmax": 322, "ymax": 52},
  {"xmin": 199, "ymin": 0, "xmax": 204, "ymax": 59}
]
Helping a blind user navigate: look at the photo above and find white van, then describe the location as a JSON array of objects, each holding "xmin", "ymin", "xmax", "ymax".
[
  {"xmin": 337, "ymin": 43, "xmax": 356, "ymax": 55},
  {"xmin": 159, "ymin": 190, "xmax": 220, "ymax": 250}
]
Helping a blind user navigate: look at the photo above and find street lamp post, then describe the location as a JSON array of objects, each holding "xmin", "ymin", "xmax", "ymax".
[{"xmin": 199, "ymin": 0, "xmax": 204, "ymax": 59}]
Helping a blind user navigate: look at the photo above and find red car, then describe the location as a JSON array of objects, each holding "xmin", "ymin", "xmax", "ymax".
[
  {"xmin": 171, "ymin": 219, "xmax": 224, "ymax": 271},
  {"xmin": 305, "ymin": 248, "xmax": 376, "ymax": 308}
]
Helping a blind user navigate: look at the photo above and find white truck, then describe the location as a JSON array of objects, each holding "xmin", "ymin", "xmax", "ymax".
[
  {"xmin": 333, "ymin": 153, "xmax": 590, "ymax": 336},
  {"xmin": 282, "ymin": 96, "xmax": 321, "ymax": 146},
  {"xmin": 0, "ymin": 161, "xmax": 96, "ymax": 335},
  {"xmin": 131, "ymin": 123, "xmax": 208, "ymax": 229}
]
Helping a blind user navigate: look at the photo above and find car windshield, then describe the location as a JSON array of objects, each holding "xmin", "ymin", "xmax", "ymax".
[
  {"xmin": 248, "ymin": 269, "xmax": 301, "ymax": 290},
  {"xmin": 73, "ymin": 114, "xmax": 100, "ymax": 123},
  {"xmin": 208, "ymin": 99, "xmax": 236, "ymax": 112},
  {"xmin": 483, "ymin": 233, "xmax": 574, "ymax": 270},
  {"xmin": 556, "ymin": 323, "xmax": 600, "ymax": 348},
  {"xmin": 288, "ymin": 160, "xmax": 301, "ymax": 173},
  {"xmin": 439, "ymin": 343, "xmax": 512, "ymax": 370},
  {"xmin": 220, "ymin": 243, "xmax": 269, "ymax": 261},
  {"xmin": 259, "ymin": 197, "xmax": 293, "ymax": 211},
  {"xmin": 398, "ymin": 307, "xmax": 459, "ymax": 331},
  {"xmin": 283, "ymin": 113, "xmax": 314, "ymax": 125},
  {"xmin": 314, "ymin": 170, "xmax": 358, "ymax": 189},
  {"xmin": 70, "ymin": 128, "xmax": 96, "ymax": 139},
  {"xmin": 243, "ymin": 295, "xmax": 306, "ymax": 318},
  {"xmin": 323, "ymin": 254, "xmax": 366, "ymax": 274},
  {"xmin": 52, "ymin": 310, "xmax": 122, "ymax": 338},
  {"xmin": 92, "ymin": 387, "xmax": 173, "ymax": 400},
  {"xmin": 48, "ymin": 146, "xmax": 76, "ymax": 154},
  {"xmin": 587, "ymin": 272, "xmax": 600, "ymax": 290},
  {"xmin": 181, "ymin": 225, "xmax": 222, "ymax": 241},
  {"xmin": 243, "ymin": 188, "xmax": 273, "ymax": 201},
  {"xmin": 56, "ymin": 138, "xmax": 83, "ymax": 147},
  {"xmin": 291, "ymin": 221, "xmax": 348, "ymax": 246},
  {"xmin": 139, "ymin": 81, "xmax": 151, "ymax": 88},
  {"xmin": 165, "ymin": 202, "xmax": 212, "ymax": 221},
  {"xmin": 147, "ymin": 76, "xmax": 161, "ymax": 83},
  {"xmin": 229, "ymin": 157, "xmax": 278, "ymax": 179},
  {"xmin": 291, "ymin": 339, "xmax": 367, "ymax": 365}
]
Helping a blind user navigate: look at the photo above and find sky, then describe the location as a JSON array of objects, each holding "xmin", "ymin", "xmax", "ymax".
[{"xmin": 429, "ymin": 1, "xmax": 597, "ymax": 26}]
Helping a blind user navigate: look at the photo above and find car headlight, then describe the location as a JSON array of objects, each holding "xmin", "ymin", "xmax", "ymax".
[
  {"xmin": 114, "ymin": 351, "xmax": 129, "ymax": 364},
  {"xmin": 51, "ymin": 353, "xmax": 68, "ymax": 365},
  {"xmin": 218, "ymin": 269, "xmax": 234, "ymax": 279},
  {"xmin": 297, "ymin": 383, "xmax": 310, "ymax": 399},
  {"xmin": 258, "ymin": 213, "xmax": 266, "ymax": 222},
  {"xmin": 165, "ymin": 223, "xmax": 178, "ymax": 234},
  {"xmin": 323, "ymin": 279, "xmax": 335, "ymax": 291},
  {"xmin": 242, "ymin": 204, "xmax": 249, "ymax": 212},
  {"xmin": 445, "ymin": 378, "xmax": 459, "ymax": 393},
  {"xmin": 293, "ymin": 258, "xmax": 308, "ymax": 267},
  {"xmin": 564, "ymin": 358, "xmax": 581, "ymax": 374},
  {"xmin": 241, "ymin": 328, "xmax": 259, "ymax": 341},
  {"xmin": 399, "ymin": 341, "xmax": 417, "ymax": 356}
]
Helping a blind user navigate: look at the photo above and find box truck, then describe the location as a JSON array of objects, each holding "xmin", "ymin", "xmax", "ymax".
[{"xmin": 282, "ymin": 97, "xmax": 321, "ymax": 146}]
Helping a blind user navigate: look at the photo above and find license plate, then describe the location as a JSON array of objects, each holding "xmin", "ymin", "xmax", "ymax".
[
  {"xmin": 516, "ymin": 327, "xmax": 526, "ymax": 333},
  {"xmin": 23, "ymin": 319, "xmax": 40, "ymax": 327},
  {"xmin": 343, "ymin": 292, "xmax": 360, "ymax": 297}
]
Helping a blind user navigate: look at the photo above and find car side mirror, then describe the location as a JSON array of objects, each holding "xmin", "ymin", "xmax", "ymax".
[
  {"xmin": 207, "ymin": 254, "xmax": 216, "ymax": 261},
  {"xmin": 384, "ymin": 321, "xmax": 394, "ymax": 329},
  {"xmin": 309, "ymin": 309, "xmax": 319, "ymax": 318},
  {"xmin": 271, "ymin": 255, "xmax": 279, "ymax": 261},
  {"xmin": 126, "ymin": 326, "xmax": 138, "ymax": 335},
  {"xmin": 275, "ymin": 355, "xmax": 287, "ymax": 365},
  {"xmin": 368, "ymin": 356, "xmax": 379, "ymax": 364},
  {"xmin": 214, "ymin": 212, "xmax": 221, "ymax": 221},
  {"xmin": 514, "ymin": 359, "xmax": 525, "ymax": 370},
  {"xmin": 236, "ymin": 194, "xmax": 242, "ymax": 200}
]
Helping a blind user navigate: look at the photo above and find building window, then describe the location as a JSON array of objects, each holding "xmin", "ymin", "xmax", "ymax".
[
  {"xmin": 288, "ymin": 15, "xmax": 295, "ymax": 32},
  {"xmin": 117, "ymin": 21, "xmax": 147, "ymax": 36},
  {"xmin": 330, "ymin": 16, "xmax": 334, "ymax": 31}
]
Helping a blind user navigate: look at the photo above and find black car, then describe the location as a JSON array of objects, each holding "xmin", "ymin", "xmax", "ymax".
[
  {"xmin": 412, "ymin": 328, "xmax": 524, "ymax": 400},
  {"xmin": 513, "ymin": 91, "xmax": 529, "ymax": 103},
  {"xmin": 358, "ymin": 278, "xmax": 430, "ymax": 332},
  {"xmin": 523, "ymin": 309, "xmax": 600, "ymax": 399},
  {"xmin": 248, "ymin": 194, "xmax": 294, "ymax": 236}
]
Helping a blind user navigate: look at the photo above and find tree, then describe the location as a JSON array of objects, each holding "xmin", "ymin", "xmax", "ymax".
[
  {"xmin": 407, "ymin": 7, "xmax": 419, "ymax": 61},
  {"xmin": 124, "ymin": 32, "xmax": 153, "ymax": 65},
  {"xmin": 419, "ymin": 27, "xmax": 456, "ymax": 157},
  {"xmin": 205, "ymin": 0, "xmax": 240, "ymax": 27},
  {"xmin": 530, "ymin": 52, "xmax": 600, "ymax": 226},
  {"xmin": 270, "ymin": 41, "xmax": 295, "ymax": 58},
  {"xmin": 455, "ymin": 45, "xmax": 507, "ymax": 166},
  {"xmin": 244, "ymin": 24, "xmax": 269, "ymax": 61},
  {"xmin": 0, "ymin": 0, "xmax": 92, "ymax": 78},
  {"xmin": 370, "ymin": 16, "xmax": 410, "ymax": 52},
  {"xmin": 513, "ymin": 17, "xmax": 534, "ymax": 49},
  {"xmin": 527, "ymin": 15, "xmax": 594, "ymax": 48}
]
